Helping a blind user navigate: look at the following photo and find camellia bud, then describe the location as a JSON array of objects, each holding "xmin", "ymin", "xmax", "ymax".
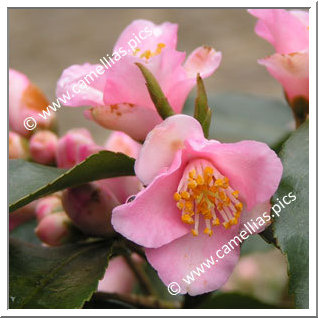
[
  {"xmin": 29, "ymin": 130, "xmax": 58, "ymax": 165},
  {"xmin": 35, "ymin": 194, "xmax": 63, "ymax": 221},
  {"xmin": 56, "ymin": 128, "xmax": 102, "ymax": 169},
  {"xmin": 9, "ymin": 131, "xmax": 29, "ymax": 160},
  {"xmin": 9, "ymin": 69, "xmax": 55, "ymax": 136},
  {"xmin": 62, "ymin": 182, "xmax": 119, "ymax": 237},
  {"xmin": 35, "ymin": 211, "xmax": 81, "ymax": 246}
]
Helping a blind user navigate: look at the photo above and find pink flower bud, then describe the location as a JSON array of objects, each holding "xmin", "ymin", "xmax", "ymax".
[
  {"xmin": 105, "ymin": 131, "xmax": 141, "ymax": 159},
  {"xmin": 35, "ymin": 211, "xmax": 81, "ymax": 246},
  {"xmin": 56, "ymin": 128, "xmax": 102, "ymax": 169},
  {"xmin": 9, "ymin": 69, "xmax": 55, "ymax": 136},
  {"xmin": 62, "ymin": 182, "xmax": 119, "ymax": 237},
  {"xmin": 35, "ymin": 195, "xmax": 63, "ymax": 221},
  {"xmin": 9, "ymin": 131, "xmax": 29, "ymax": 159},
  {"xmin": 29, "ymin": 130, "xmax": 58, "ymax": 165}
]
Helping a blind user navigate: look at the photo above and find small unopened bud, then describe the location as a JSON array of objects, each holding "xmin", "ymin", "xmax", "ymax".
[
  {"xmin": 35, "ymin": 211, "xmax": 81, "ymax": 246},
  {"xmin": 62, "ymin": 182, "xmax": 119, "ymax": 237},
  {"xmin": 35, "ymin": 195, "xmax": 63, "ymax": 221},
  {"xmin": 56, "ymin": 128, "xmax": 102, "ymax": 169},
  {"xmin": 29, "ymin": 130, "xmax": 58, "ymax": 165},
  {"xmin": 9, "ymin": 131, "xmax": 29, "ymax": 159}
]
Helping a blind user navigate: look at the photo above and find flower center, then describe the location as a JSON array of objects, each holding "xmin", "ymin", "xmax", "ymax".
[
  {"xmin": 133, "ymin": 43, "xmax": 166, "ymax": 60},
  {"xmin": 173, "ymin": 159, "xmax": 242, "ymax": 237}
]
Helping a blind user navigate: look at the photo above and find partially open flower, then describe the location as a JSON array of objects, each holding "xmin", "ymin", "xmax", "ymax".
[
  {"xmin": 9, "ymin": 131, "xmax": 29, "ymax": 160},
  {"xmin": 249, "ymin": 9, "xmax": 309, "ymax": 106},
  {"xmin": 29, "ymin": 130, "xmax": 58, "ymax": 165},
  {"xmin": 112, "ymin": 115, "xmax": 283, "ymax": 295},
  {"xmin": 56, "ymin": 20, "xmax": 221, "ymax": 141},
  {"xmin": 9, "ymin": 69, "xmax": 55, "ymax": 136}
]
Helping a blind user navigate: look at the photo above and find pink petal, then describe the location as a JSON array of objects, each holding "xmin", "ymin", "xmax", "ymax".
[
  {"xmin": 184, "ymin": 46, "xmax": 222, "ymax": 79},
  {"xmin": 135, "ymin": 115, "xmax": 204, "ymax": 185},
  {"xmin": 56, "ymin": 63, "xmax": 107, "ymax": 107},
  {"xmin": 146, "ymin": 221, "xmax": 240, "ymax": 295},
  {"xmin": 259, "ymin": 51, "xmax": 309, "ymax": 101},
  {"xmin": 104, "ymin": 131, "xmax": 142, "ymax": 159},
  {"xmin": 98, "ymin": 176, "xmax": 142, "ymax": 205},
  {"xmin": 112, "ymin": 151, "xmax": 190, "ymax": 248},
  {"xmin": 87, "ymin": 104, "xmax": 162, "ymax": 142},
  {"xmin": 239, "ymin": 201, "xmax": 272, "ymax": 234},
  {"xmin": 113, "ymin": 20, "xmax": 178, "ymax": 54},
  {"xmin": 248, "ymin": 9, "xmax": 309, "ymax": 54},
  {"xmin": 191, "ymin": 139, "xmax": 283, "ymax": 210},
  {"xmin": 291, "ymin": 10, "xmax": 309, "ymax": 28}
]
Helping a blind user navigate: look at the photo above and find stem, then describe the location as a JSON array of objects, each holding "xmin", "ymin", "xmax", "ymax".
[
  {"xmin": 123, "ymin": 253, "xmax": 156, "ymax": 296},
  {"xmin": 90, "ymin": 292, "xmax": 180, "ymax": 309},
  {"xmin": 125, "ymin": 240, "xmax": 147, "ymax": 261}
]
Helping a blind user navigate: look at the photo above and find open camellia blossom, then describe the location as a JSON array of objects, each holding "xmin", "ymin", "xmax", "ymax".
[
  {"xmin": 249, "ymin": 9, "xmax": 309, "ymax": 104},
  {"xmin": 56, "ymin": 20, "xmax": 222, "ymax": 140},
  {"xmin": 9, "ymin": 69, "xmax": 55, "ymax": 136},
  {"xmin": 112, "ymin": 115, "xmax": 283, "ymax": 295}
]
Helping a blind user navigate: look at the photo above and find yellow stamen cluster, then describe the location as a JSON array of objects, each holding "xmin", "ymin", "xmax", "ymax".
[
  {"xmin": 133, "ymin": 43, "xmax": 166, "ymax": 60},
  {"xmin": 174, "ymin": 160, "xmax": 243, "ymax": 237}
]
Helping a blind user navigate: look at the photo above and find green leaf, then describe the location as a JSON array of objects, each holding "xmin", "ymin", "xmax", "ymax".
[
  {"xmin": 135, "ymin": 62, "xmax": 175, "ymax": 119},
  {"xmin": 184, "ymin": 93, "xmax": 294, "ymax": 147},
  {"xmin": 9, "ymin": 238, "xmax": 112, "ymax": 308},
  {"xmin": 272, "ymin": 120, "xmax": 309, "ymax": 308},
  {"xmin": 10, "ymin": 218, "xmax": 41, "ymax": 245},
  {"xmin": 240, "ymin": 234, "xmax": 274, "ymax": 256},
  {"xmin": 194, "ymin": 75, "xmax": 212, "ymax": 138},
  {"xmin": 9, "ymin": 150, "xmax": 135, "ymax": 212},
  {"xmin": 199, "ymin": 292, "xmax": 280, "ymax": 309}
]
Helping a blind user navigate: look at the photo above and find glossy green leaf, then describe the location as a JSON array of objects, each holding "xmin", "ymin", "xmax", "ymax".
[
  {"xmin": 199, "ymin": 292, "xmax": 280, "ymax": 309},
  {"xmin": 272, "ymin": 120, "xmax": 309, "ymax": 308},
  {"xmin": 184, "ymin": 93, "xmax": 294, "ymax": 146},
  {"xmin": 194, "ymin": 75, "xmax": 212, "ymax": 138},
  {"xmin": 9, "ymin": 238, "xmax": 112, "ymax": 309},
  {"xmin": 9, "ymin": 150, "xmax": 135, "ymax": 212}
]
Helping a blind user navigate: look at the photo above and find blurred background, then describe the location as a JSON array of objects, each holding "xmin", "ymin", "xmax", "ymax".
[{"xmin": 9, "ymin": 8, "xmax": 291, "ymax": 307}]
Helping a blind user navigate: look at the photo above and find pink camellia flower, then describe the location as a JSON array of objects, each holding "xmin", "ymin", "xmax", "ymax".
[
  {"xmin": 61, "ymin": 131, "xmax": 142, "ymax": 237},
  {"xmin": 248, "ymin": 9, "xmax": 309, "ymax": 103},
  {"xmin": 9, "ymin": 131, "xmax": 29, "ymax": 160},
  {"xmin": 56, "ymin": 20, "xmax": 222, "ymax": 141},
  {"xmin": 9, "ymin": 69, "xmax": 55, "ymax": 136},
  {"xmin": 112, "ymin": 115, "xmax": 283, "ymax": 295},
  {"xmin": 29, "ymin": 130, "xmax": 58, "ymax": 165},
  {"xmin": 56, "ymin": 128, "xmax": 102, "ymax": 169}
]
